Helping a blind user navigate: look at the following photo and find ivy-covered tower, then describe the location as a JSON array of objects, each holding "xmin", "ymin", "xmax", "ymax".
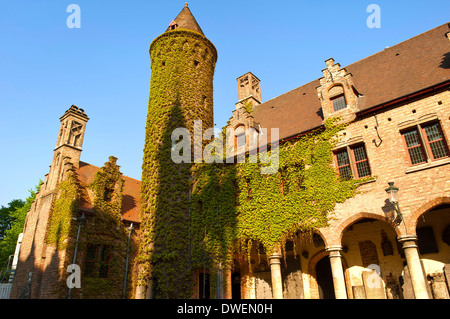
[{"xmin": 136, "ymin": 4, "xmax": 217, "ymax": 298}]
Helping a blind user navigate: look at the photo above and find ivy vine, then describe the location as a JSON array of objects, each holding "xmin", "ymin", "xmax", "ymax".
[
  {"xmin": 138, "ymin": 28, "xmax": 217, "ymax": 298},
  {"xmin": 45, "ymin": 157, "xmax": 134, "ymax": 298},
  {"xmin": 188, "ymin": 117, "xmax": 364, "ymax": 295},
  {"xmin": 138, "ymin": 26, "xmax": 364, "ymax": 299},
  {"xmin": 45, "ymin": 170, "xmax": 80, "ymax": 250}
]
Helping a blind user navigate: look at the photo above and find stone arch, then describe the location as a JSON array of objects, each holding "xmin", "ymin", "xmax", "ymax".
[
  {"xmin": 233, "ymin": 123, "xmax": 246, "ymax": 130},
  {"xmin": 308, "ymin": 249, "xmax": 329, "ymax": 299},
  {"xmin": 408, "ymin": 196, "xmax": 450, "ymax": 234},
  {"xmin": 327, "ymin": 83, "xmax": 345, "ymax": 98},
  {"xmin": 335, "ymin": 212, "xmax": 400, "ymax": 245},
  {"xmin": 337, "ymin": 212, "xmax": 405, "ymax": 299},
  {"xmin": 312, "ymin": 228, "xmax": 330, "ymax": 248},
  {"xmin": 307, "ymin": 248, "xmax": 349, "ymax": 299}
]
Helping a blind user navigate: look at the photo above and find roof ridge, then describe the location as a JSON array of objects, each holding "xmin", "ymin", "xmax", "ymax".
[
  {"xmin": 123, "ymin": 175, "xmax": 141, "ymax": 183},
  {"xmin": 78, "ymin": 161, "xmax": 141, "ymax": 183},
  {"xmin": 78, "ymin": 161, "xmax": 100, "ymax": 169},
  {"xmin": 253, "ymin": 80, "xmax": 319, "ymax": 111},
  {"xmin": 342, "ymin": 22, "xmax": 450, "ymax": 71},
  {"xmin": 253, "ymin": 22, "xmax": 450, "ymax": 112}
]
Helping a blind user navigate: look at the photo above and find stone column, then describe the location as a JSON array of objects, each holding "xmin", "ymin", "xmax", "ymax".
[
  {"xmin": 398, "ymin": 235, "xmax": 430, "ymax": 299},
  {"xmin": 326, "ymin": 245, "xmax": 347, "ymax": 299},
  {"xmin": 268, "ymin": 247, "xmax": 283, "ymax": 299}
]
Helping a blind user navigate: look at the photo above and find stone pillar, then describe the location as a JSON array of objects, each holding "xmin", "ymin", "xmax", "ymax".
[
  {"xmin": 268, "ymin": 248, "xmax": 283, "ymax": 299},
  {"xmin": 398, "ymin": 235, "xmax": 430, "ymax": 299},
  {"xmin": 326, "ymin": 245, "xmax": 347, "ymax": 299}
]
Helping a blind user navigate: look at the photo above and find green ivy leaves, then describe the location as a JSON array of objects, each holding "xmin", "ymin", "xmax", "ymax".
[{"xmin": 190, "ymin": 118, "xmax": 359, "ymax": 273}]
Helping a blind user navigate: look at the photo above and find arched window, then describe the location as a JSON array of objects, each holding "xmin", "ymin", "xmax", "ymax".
[{"xmin": 328, "ymin": 85, "xmax": 347, "ymax": 112}]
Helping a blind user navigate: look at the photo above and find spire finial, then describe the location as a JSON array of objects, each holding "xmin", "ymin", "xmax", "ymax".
[{"xmin": 165, "ymin": 2, "xmax": 204, "ymax": 35}]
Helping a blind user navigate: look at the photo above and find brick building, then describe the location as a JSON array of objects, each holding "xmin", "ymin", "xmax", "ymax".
[
  {"xmin": 9, "ymin": 106, "xmax": 141, "ymax": 299},
  {"xmin": 9, "ymin": 5, "xmax": 450, "ymax": 299},
  {"xmin": 226, "ymin": 21, "xmax": 450, "ymax": 300}
]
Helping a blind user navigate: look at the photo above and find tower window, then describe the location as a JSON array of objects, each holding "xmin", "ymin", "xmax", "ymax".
[
  {"xmin": 331, "ymin": 94, "xmax": 347, "ymax": 112},
  {"xmin": 73, "ymin": 134, "xmax": 81, "ymax": 147},
  {"xmin": 168, "ymin": 20, "xmax": 178, "ymax": 30}
]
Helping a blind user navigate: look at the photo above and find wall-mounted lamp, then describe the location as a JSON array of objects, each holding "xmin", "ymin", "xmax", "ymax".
[{"xmin": 385, "ymin": 182, "xmax": 403, "ymax": 226}]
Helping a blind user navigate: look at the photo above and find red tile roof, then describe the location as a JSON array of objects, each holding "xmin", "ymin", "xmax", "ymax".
[
  {"xmin": 252, "ymin": 22, "xmax": 450, "ymax": 140},
  {"xmin": 348, "ymin": 23, "xmax": 450, "ymax": 110}
]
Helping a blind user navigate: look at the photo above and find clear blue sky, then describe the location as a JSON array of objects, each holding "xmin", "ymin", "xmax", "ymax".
[{"xmin": 1, "ymin": 0, "xmax": 449, "ymax": 206}]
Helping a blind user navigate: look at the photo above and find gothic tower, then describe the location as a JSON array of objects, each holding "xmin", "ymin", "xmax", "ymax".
[
  {"xmin": 10, "ymin": 105, "xmax": 88, "ymax": 299},
  {"xmin": 46, "ymin": 105, "xmax": 89, "ymax": 191},
  {"xmin": 137, "ymin": 4, "xmax": 217, "ymax": 298}
]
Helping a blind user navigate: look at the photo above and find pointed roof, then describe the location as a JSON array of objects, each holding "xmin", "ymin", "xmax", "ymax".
[{"xmin": 166, "ymin": 3, "xmax": 204, "ymax": 35}]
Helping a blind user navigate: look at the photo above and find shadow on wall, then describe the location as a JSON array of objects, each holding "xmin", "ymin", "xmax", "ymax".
[
  {"xmin": 139, "ymin": 99, "xmax": 196, "ymax": 298},
  {"xmin": 439, "ymin": 52, "xmax": 450, "ymax": 69}
]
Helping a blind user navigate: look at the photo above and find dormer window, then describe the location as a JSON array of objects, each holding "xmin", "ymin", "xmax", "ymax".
[
  {"xmin": 168, "ymin": 20, "xmax": 178, "ymax": 30},
  {"xmin": 331, "ymin": 94, "xmax": 347, "ymax": 112},
  {"xmin": 327, "ymin": 84, "xmax": 347, "ymax": 112}
]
